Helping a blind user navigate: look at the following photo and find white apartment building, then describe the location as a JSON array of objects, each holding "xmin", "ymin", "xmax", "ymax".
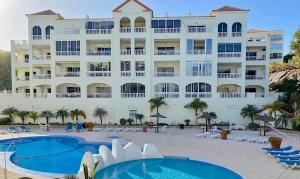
[{"xmin": 3, "ymin": 0, "xmax": 283, "ymax": 125}]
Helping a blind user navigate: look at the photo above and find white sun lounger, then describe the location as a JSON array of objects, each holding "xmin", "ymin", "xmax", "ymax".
[
  {"xmin": 235, "ymin": 136, "xmax": 247, "ymax": 142},
  {"xmin": 209, "ymin": 133, "xmax": 220, "ymax": 138},
  {"xmin": 195, "ymin": 132, "xmax": 210, "ymax": 138},
  {"xmin": 124, "ymin": 128, "xmax": 133, "ymax": 132},
  {"xmin": 115, "ymin": 127, "xmax": 123, "ymax": 132}
]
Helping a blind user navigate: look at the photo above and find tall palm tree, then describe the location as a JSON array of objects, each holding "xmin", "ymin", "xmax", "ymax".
[
  {"xmin": 184, "ymin": 98, "xmax": 208, "ymax": 125},
  {"xmin": 16, "ymin": 111, "xmax": 29, "ymax": 124},
  {"xmin": 136, "ymin": 113, "xmax": 144, "ymax": 125},
  {"xmin": 29, "ymin": 111, "xmax": 39, "ymax": 124},
  {"xmin": 93, "ymin": 107, "xmax": 107, "ymax": 125},
  {"xmin": 240, "ymin": 104, "xmax": 258, "ymax": 124},
  {"xmin": 264, "ymin": 101, "xmax": 285, "ymax": 119},
  {"xmin": 40, "ymin": 110, "xmax": 55, "ymax": 131},
  {"xmin": 1, "ymin": 107, "xmax": 18, "ymax": 124},
  {"xmin": 55, "ymin": 108, "xmax": 69, "ymax": 125},
  {"xmin": 148, "ymin": 97, "xmax": 167, "ymax": 130},
  {"xmin": 71, "ymin": 109, "xmax": 86, "ymax": 124}
]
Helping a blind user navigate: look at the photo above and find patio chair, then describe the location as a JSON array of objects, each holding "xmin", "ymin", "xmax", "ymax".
[
  {"xmin": 20, "ymin": 125, "xmax": 31, "ymax": 132},
  {"xmin": 65, "ymin": 124, "xmax": 73, "ymax": 132},
  {"xmin": 76, "ymin": 123, "xmax": 84, "ymax": 132},
  {"xmin": 280, "ymin": 159, "xmax": 300, "ymax": 170},
  {"xmin": 8, "ymin": 126, "xmax": 18, "ymax": 133},
  {"xmin": 275, "ymin": 155, "xmax": 300, "ymax": 160}
]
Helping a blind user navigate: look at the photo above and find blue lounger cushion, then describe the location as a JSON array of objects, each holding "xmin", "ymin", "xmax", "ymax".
[
  {"xmin": 262, "ymin": 146, "xmax": 293, "ymax": 151},
  {"xmin": 269, "ymin": 150, "xmax": 300, "ymax": 156}
]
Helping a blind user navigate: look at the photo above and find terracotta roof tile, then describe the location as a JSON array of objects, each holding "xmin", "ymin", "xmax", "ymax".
[
  {"xmin": 28, "ymin": 9, "xmax": 64, "ymax": 19},
  {"xmin": 247, "ymin": 29, "xmax": 268, "ymax": 33},
  {"xmin": 212, "ymin": 5, "xmax": 249, "ymax": 12},
  {"xmin": 113, "ymin": 0, "xmax": 152, "ymax": 12}
]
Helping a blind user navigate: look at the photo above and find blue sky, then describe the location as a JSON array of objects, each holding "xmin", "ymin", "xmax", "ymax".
[{"xmin": 0, "ymin": 0, "xmax": 299, "ymax": 53}]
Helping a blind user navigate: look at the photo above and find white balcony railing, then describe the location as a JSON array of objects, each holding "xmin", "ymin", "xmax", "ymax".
[
  {"xmin": 232, "ymin": 32, "xmax": 242, "ymax": 37},
  {"xmin": 121, "ymin": 93, "xmax": 145, "ymax": 98},
  {"xmin": 187, "ymin": 49, "xmax": 206, "ymax": 55},
  {"xmin": 154, "ymin": 92, "xmax": 179, "ymax": 98},
  {"xmin": 187, "ymin": 27, "xmax": 206, "ymax": 33},
  {"xmin": 154, "ymin": 72, "xmax": 178, "ymax": 77},
  {"xmin": 86, "ymin": 50, "xmax": 111, "ymax": 56},
  {"xmin": 154, "ymin": 49, "xmax": 180, "ymax": 55},
  {"xmin": 17, "ymin": 76, "xmax": 30, "ymax": 81},
  {"xmin": 56, "ymin": 93, "xmax": 81, "ymax": 98},
  {"xmin": 32, "ymin": 74, "xmax": 51, "ymax": 79},
  {"xmin": 134, "ymin": 49, "xmax": 146, "ymax": 55},
  {"xmin": 135, "ymin": 71, "xmax": 145, "ymax": 77},
  {"xmin": 86, "ymin": 29, "xmax": 112, "ymax": 34},
  {"xmin": 56, "ymin": 72, "xmax": 80, "ymax": 77},
  {"xmin": 56, "ymin": 51, "xmax": 80, "ymax": 56},
  {"xmin": 120, "ymin": 27, "xmax": 131, "ymax": 33},
  {"xmin": 32, "ymin": 35, "xmax": 42, "ymax": 40},
  {"xmin": 217, "ymin": 73, "xmax": 241, "ymax": 79},
  {"xmin": 57, "ymin": 29, "xmax": 81, "ymax": 35},
  {"xmin": 154, "ymin": 28, "xmax": 181, "ymax": 33},
  {"xmin": 120, "ymin": 49, "xmax": 131, "ymax": 55},
  {"xmin": 134, "ymin": 27, "xmax": 146, "ymax": 33},
  {"xmin": 245, "ymin": 75, "xmax": 265, "ymax": 80},
  {"xmin": 218, "ymin": 52, "xmax": 241, "ymax": 58},
  {"xmin": 32, "ymin": 55, "xmax": 51, "ymax": 60},
  {"xmin": 254, "ymin": 93, "xmax": 265, "ymax": 98},
  {"xmin": 246, "ymin": 56, "xmax": 266, "ymax": 61},
  {"xmin": 87, "ymin": 93, "xmax": 112, "ymax": 98},
  {"xmin": 218, "ymin": 32, "xmax": 227, "ymax": 37},
  {"xmin": 87, "ymin": 71, "xmax": 111, "ymax": 77},
  {"xmin": 121, "ymin": 71, "xmax": 131, "ymax": 77},
  {"xmin": 33, "ymin": 93, "xmax": 48, "ymax": 98},
  {"xmin": 220, "ymin": 92, "xmax": 246, "ymax": 98},
  {"xmin": 46, "ymin": 35, "xmax": 51, "ymax": 40},
  {"xmin": 185, "ymin": 92, "xmax": 212, "ymax": 98}
]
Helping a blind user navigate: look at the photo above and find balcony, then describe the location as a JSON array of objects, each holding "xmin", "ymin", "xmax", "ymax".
[
  {"xmin": 134, "ymin": 49, "xmax": 146, "ymax": 55},
  {"xmin": 187, "ymin": 49, "xmax": 208, "ymax": 55},
  {"xmin": 154, "ymin": 49, "xmax": 180, "ymax": 55},
  {"xmin": 218, "ymin": 32, "xmax": 227, "ymax": 37},
  {"xmin": 218, "ymin": 52, "xmax": 241, "ymax": 58},
  {"xmin": 120, "ymin": 27, "xmax": 131, "ymax": 33},
  {"xmin": 232, "ymin": 32, "xmax": 242, "ymax": 37},
  {"xmin": 56, "ymin": 51, "xmax": 80, "ymax": 56},
  {"xmin": 56, "ymin": 72, "xmax": 80, "ymax": 77},
  {"xmin": 86, "ymin": 29, "xmax": 112, "ymax": 34},
  {"xmin": 121, "ymin": 71, "xmax": 131, "ymax": 77},
  {"xmin": 154, "ymin": 72, "xmax": 178, "ymax": 77},
  {"xmin": 220, "ymin": 92, "xmax": 246, "ymax": 98},
  {"xmin": 154, "ymin": 92, "xmax": 179, "ymax": 98},
  {"xmin": 87, "ymin": 71, "xmax": 111, "ymax": 77},
  {"xmin": 32, "ymin": 35, "xmax": 42, "ymax": 40},
  {"xmin": 86, "ymin": 40, "xmax": 111, "ymax": 56},
  {"xmin": 154, "ymin": 28, "xmax": 180, "ymax": 33},
  {"xmin": 33, "ymin": 93, "xmax": 49, "ymax": 98},
  {"xmin": 17, "ymin": 76, "xmax": 30, "ymax": 81},
  {"xmin": 217, "ymin": 73, "xmax": 241, "ymax": 79},
  {"xmin": 32, "ymin": 55, "xmax": 51, "ymax": 60},
  {"xmin": 246, "ymin": 56, "xmax": 266, "ymax": 61},
  {"xmin": 56, "ymin": 93, "xmax": 81, "ymax": 98},
  {"xmin": 134, "ymin": 27, "xmax": 146, "ymax": 33},
  {"xmin": 135, "ymin": 71, "xmax": 145, "ymax": 77},
  {"xmin": 87, "ymin": 93, "xmax": 112, "ymax": 98},
  {"xmin": 185, "ymin": 92, "xmax": 212, "ymax": 98},
  {"xmin": 86, "ymin": 50, "xmax": 111, "ymax": 56},
  {"xmin": 245, "ymin": 75, "xmax": 265, "ymax": 80},
  {"xmin": 121, "ymin": 93, "xmax": 145, "ymax": 98},
  {"xmin": 187, "ymin": 26, "xmax": 206, "ymax": 33},
  {"xmin": 120, "ymin": 49, "xmax": 131, "ymax": 55},
  {"xmin": 32, "ymin": 74, "xmax": 51, "ymax": 79}
]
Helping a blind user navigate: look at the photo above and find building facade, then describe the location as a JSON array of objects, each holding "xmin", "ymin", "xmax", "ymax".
[{"xmin": 4, "ymin": 0, "xmax": 283, "ymax": 125}]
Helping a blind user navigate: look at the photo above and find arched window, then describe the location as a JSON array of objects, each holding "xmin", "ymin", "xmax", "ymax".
[
  {"xmin": 121, "ymin": 83, "xmax": 145, "ymax": 95},
  {"xmin": 120, "ymin": 17, "xmax": 131, "ymax": 33},
  {"xmin": 155, "ymin": 83, "xmax": 179, "ymax": 93},
  {"xmin": 218, "ymin": 22, "xmax": 227, "ymax": 32},
  {"xmin": 32, "ymin": 26, "xmax": 42, "ymax": 39},
  {"xmin": 186, "ymin": 83, "xmax": 211, "ymax": 93},
  {"xmin": 232, "ymin": 22, "xmax": 242, "ymax": 33},
  {"xmin": 45, "ymin": 26, "xmax": 54, "ymax": 39}
]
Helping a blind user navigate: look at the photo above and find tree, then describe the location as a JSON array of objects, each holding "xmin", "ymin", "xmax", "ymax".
[
  {"xmin": 264, "ymin": 101, "xmax": 285, "ymax": 118},
  {"xmin": 276, "ymin": 114, "xmax": 289, "ymax": 129},
  {"xmin": 294, "ymin": 114, "xmax": 300, "ymax": 125},
  {"xmin": 55, "ymin": 108, "xmax": 69, "ymax": 125},
  {"xmin": 184, "ymin": 98, "xmax": 208, "ymax": 125},
  {"xmin": 71, "ymin": 109, "xmax": 86, "ymax": 124},
  {"xmin": 290, "ymin": 29, "xmax": 300, "ymax": 55},
  {"xmin": 16, "ymin": 111, "xmax": 29, "ymax": 124},
  {"xmin": 136, "ymin": 113, "xmax": 144, "ymax": 125},
  {"xmin": 1, "ymin": 107, "xmax": 18, "ymax": 124},
  {"xmin": 0, "ymin": 52, "xmax": 11, "ymax": 90},
  {"xmin": 93, "ymin": 107, "xmax": 107, "ymax": 125},
  {"xmin": 207, "ymin": 112, "xmax": 217, "ymax": 128},
  {"xmin": 127, "ymin": 118, "xmax": 133, "ymax": 125},
  {"xmin": 29, "ymin": 111, "xmax": 39, "ymax": 124},
  {"xmin": 40, "ymin": 110, "xmax": 55, "ymax": 131},
  {"xmin": 148, "ymin": 97, "xmax": 167, "ymax": 132},
  {"xmin": 240, "ymin": 104, "xmax": 258, "ymax": 124}
]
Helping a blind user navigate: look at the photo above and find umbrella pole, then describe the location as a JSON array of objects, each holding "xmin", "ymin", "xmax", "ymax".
[
  {"xmin": 205, "ymin": 118, "xmax": 208, "ymax": 132},
  {"xmin": 264, "ymin": 122, "xmax": 266, "ymax": 136},
  {"xmin": 156, "ymin": 116, "xmax": 159, "ymax": 133}
]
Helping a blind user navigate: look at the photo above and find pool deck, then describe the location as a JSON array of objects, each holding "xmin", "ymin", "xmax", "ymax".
[{"xmin": 0, "ymin": 126, "xmax": 299, "ymax": 179}]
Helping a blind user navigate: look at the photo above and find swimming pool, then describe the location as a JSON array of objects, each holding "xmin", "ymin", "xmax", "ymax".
[
  {"xmin": 0, "ymin": 136, "xmax": 111, "ymax": 174},
  {"xmin": 95, "ymin": 158, "xmax": 243, "ymax": 179}
]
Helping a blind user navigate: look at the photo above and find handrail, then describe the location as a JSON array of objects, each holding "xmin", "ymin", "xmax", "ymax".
[{"xmin": 3, "ymin": 141, "xmax": 16, "ymax": 179}]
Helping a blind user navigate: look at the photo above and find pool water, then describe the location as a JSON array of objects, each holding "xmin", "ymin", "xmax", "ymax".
[
  {"xmin": 0, "ymin": 136, "xmax": 111, "ymax": 174},
  {"xmin": 95, "ymin": 158, "xmax": 243, "ymax": 179}
]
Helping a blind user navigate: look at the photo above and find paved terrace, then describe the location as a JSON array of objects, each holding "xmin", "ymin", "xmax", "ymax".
[{"xmin": 0, "ymin": 126, "xmax": 299, "ymax": 179}]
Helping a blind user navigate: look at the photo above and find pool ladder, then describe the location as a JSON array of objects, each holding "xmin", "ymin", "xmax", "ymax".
[{"xmin": 2, "ymin": 141, "xmax": 16, "ymax": 179}]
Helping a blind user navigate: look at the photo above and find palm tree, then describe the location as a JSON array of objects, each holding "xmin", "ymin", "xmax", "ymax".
[
  {"xmin": 55, "ymin": 108, "xmax": 69, "ymax": 125},
  {"xmin": 264, "ymin": 101, "xmax": 285, "ymax": 119},
  {"xmin": 148, "ymin": 97, "xmax": 167, "ymax": 131},
  {"xmin": 40, "ymin": 110, "xmax": 55, "ymax": 131},
  {"xmin": 16, "ymin": 111, "xmax": 29, "ymax": 124},
  {"xmin": 184, "ymin": 98, "xmax": 208, "ymax": 125},
  {"xmin": 93, "ymin": 107, "xmax": 107, "ymax": 125},
  {"xmin": 29, "ymin": 111, "xmax": 39, "ymax": 124},
  {"xmin": 276, "ymin": 114, "xmax": 289, "ymax": 129},
  {"xmin": 207, "ymin": 112, "xmax": 217, "ymax": 128},
  {"xmin": 294, "ymin": 114, "xmax": 300, "ymax": 125},
  {"xmin": 240, "ymin": 104, "xmax": 258, "ymax": 124},
  {"xmin": 136, "ymin": 113, "xmax": 144, "ymax": 125},
  {"xmin": 1, "ymin": 107, "xmax": 18, "ymax": 124},
  {"xmin": 71, "ymin": 109, "xmax": 86, "ymax": 124}
]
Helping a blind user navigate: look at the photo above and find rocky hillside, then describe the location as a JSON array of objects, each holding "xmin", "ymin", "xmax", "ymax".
[
  {"xmin": 0, "ymin": 52, "xmax": 11, "ymax": 90},
  {"xmin": 270, "ymin": 69, "xmax": 300, "ymax": 84}
]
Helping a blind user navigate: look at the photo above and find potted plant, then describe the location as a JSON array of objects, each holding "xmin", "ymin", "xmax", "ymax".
[
  {"xmin": 221, "ymin": 130, "xmax": 228, "ymax": 140},
  {"xmin": 184, "ymin": 119, "xmax": 190, "ymax": 126},
  {"xmin": 85, "ymin": 122, "xmax": 94, "ymax": 131},
  {"xmin": 142, "ymin": 122, "xmax": 149, "ymax": 132},
  {"xmin": 127, "ymin": 118, "xmax": 133, "ymax": 125},
  {"xmin": 120, "ymin": 118, "xmax": 126, "ymax": 126},
  {"xmin": 269, "ymin": 137, "xmax": 282, "ymax": 149}
]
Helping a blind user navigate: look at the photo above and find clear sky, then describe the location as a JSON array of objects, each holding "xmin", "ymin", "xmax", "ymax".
[{"xmin": 0, "ymin": 0, "xmax": 299, "ymax": 53}]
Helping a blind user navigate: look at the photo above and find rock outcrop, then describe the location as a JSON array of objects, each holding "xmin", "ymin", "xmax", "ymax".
[{"xmin": 269, "ymin": 69, "xmax": 300, "ymax": 85}]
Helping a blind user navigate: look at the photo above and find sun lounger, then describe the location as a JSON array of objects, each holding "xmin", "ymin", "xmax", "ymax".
[
  {"xmin": 132, "ymin": 128, "xmax": 142, "ymax": 132},
  {"xmin": 268, "ymin": 150, "xmax": 300, "ymax": 156},
  {"xmin": 229, "ymin": 124, "xmax": 246, "ymax": 130},
  {"xmin": 115, "ymin": 127, "xmax": 123, "ymax": 132},
  {"xmin": 255, "ymin": 137, "xmax": 269, "ymax": 144},
  {"xmin": 262, "ymin": 146, "xmax": 293, "ymax": 152},
  {"xmin": 209, "ymin": 133, "xmax": 220, "ymax": 138},
  {"xmin": 8, "ymin": 127, "xmax": 18, "ymax": 133},
  {"xmin": 235, "ymin": 136, "xmax": 247, "ymax": 142},
  {"xmin": 65, "ymin": 124, "xmax": 73, "ymax": 132},
  {"xmin": 93, "ymin": 128, "xmax": 103, "ymax": 132},
  {"xmin": 280, "ymin": 159, "xmax": 300, "ymax": 170},
  {"xmin": 124, "ymin": 128, "xmax": 133, "ymax": 132},
  {"xmin": 20, "ymin": 125, "xmax": 31, "ymax": 132},
  {"xmin": 275, "ymin": 155, "xmax": 300, "ymax": 160},
  {"xmin": 104, "ymin": 127, "xmax": 114, "ymax": 132},
  {"xmin": 0, "ymin": 130, "xmax": 8, "ymax": 134},
  {"xmin": 195, "ymin": 132, "xmax": 210, "ymax": 138},
  {"xmin": 76, "ymin": 124, "xmax": 84, "ymax": 132}
]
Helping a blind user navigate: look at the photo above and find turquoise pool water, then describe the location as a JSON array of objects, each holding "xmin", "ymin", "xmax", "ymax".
[
  {"xmin": 0, "ymin": 136, "xmax": 111, "ymax": 174},
  {"xmin": 95, "ymin": 158, "xmax": 243, "ymax": 179}
]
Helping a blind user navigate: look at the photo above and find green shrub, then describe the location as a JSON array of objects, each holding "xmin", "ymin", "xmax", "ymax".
[
  {"xmin": 127, "ymin": 118, "xmax": 133, "ymax": 125},
  {"xmin": 248, "ymin": 123, "xmax": 260, "ymax": 130},
  {"xmin": 120, "ymin": 118, "xmax": 126, "ymax": 125},
  {"xmin": 292, "ymin": 121, "xmax": 300, "ymax": 131},
  {"xmin": 0, "ymin": 117, "xmax": 11, "ymax": 125}
]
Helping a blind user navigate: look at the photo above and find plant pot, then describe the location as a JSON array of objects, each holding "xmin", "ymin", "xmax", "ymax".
[
  {"xmin": 142, "ymin": 126, "xmax": 148, "ymax": 132},
  {"xmin": 221, "ymin": 131, "xmax": 227, "ymax": 140},
  {"xmin": 269, "ymin": 137, "xmax": 282, "ymax": 149}
]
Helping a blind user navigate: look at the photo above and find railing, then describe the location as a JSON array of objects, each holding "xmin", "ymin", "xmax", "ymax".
[
  {"xmin": 17, "ymin": 59, "xmax": 29, "ymax": 63},
  {"xmin": 154, "ymin": 72, "xmax": 178, "ymax": 77},
  {"xmin": 218, "ymin": 32, "xmax": 227, "ymax": 37},
  {"xmin": 33, "ymin": 93, "xmax": 48, "ymax": 98},
  {"xmin": 121, "ymin": 71, "xmax": 131, "ymax": 77},
  {"xmin": 185, "ymin": 92, "xmax": 212, "ymax": 98},
  {"xmin": 3, "ymin": 141, "xmax": 16, "ymax": 179},
  {"xmin": 32, "ymin": 35, "xmax": 42, "ymax": 40},
  {"xmin": 134, "ymin": 49, "xmax": 145, "ymax": 55},
  {"xmin": 218, "ymin": 52, "xmax": 241, "ymax": 58},
  {"xmin": 135, "ymin": 71, "xmax": 145, "ymax": 77},
  {"xmin": 154, "ymin": 49, "xmax": 180, "ymax": 55},
  {"xmin": 246, "ymin": 56, "xmax": 266, "ymax": 61},
  {"xmin": 254, "ymin": 93, "xmax": 265, "ymax": 98},
  {"xmin": 120, "ymin": 27, "xmax": 131, "ymax": 33},
  {"xmin": 86, "ymin": 50, "xmax": 111, "ymax": 56},
  {"xmin": 32, "ymin": 55, "xmax": 51, "ymax": 60},
  {"xmin": 56, "ymin": 93, "xmax": 81, "ymax": 98},
  {"xmin": 32, "ymin": 74, "xmax": 51, "ymax": 79},
  {"xmin": 232, "ymin": 32, "xmax": 242, "ymax": 37},
  {"xmin": 120, "ymin": 49, "xmax": 131, "ymax": 55},
  {"xmin": 46, "ymin": 35, "xmax": 51, "ymax": 40},
  {"xmin": 245, "ymin": 75, "xmax": 265, "ymax": 80},
  {"xmin": 134, "ymin": 27, "xmax": 146, "ymax": 33},
  {"xmin": 187, "ymin": 49, "xmax": 206, "ymax": 55},
  {"xmin": 17, "ymin": 76, "xmax": 30, "ymax": 81},
  {"xmin": 220, "ymin": 92, "xmax": 246, "ymax": 98},
  {"xmin": 57, "ymin": 29, "xmax": 81, "ymax": 35},
  {"xmin": 87, "ymin": 93, "xmax": 112, "ymax": 98},
  {"xmin": 154, "ymin": 92, "xmax": 179, "ymax": 98},
  {"xmin": 86, "ymin": 29, "xmax": 112, "ymax": 34},
  {"xmin": 56, "ymin": 51, "xmax": 80, "ymax": 56},
  {"xmin": 187, "ymin": 27, "xmax": 206, "ymax": 33},
  {"xmin": 87, "ymin": 71, "xmax": 111, "ymax": 77},
  {"xmin": 154, "ymin": 28, "xmax": 181, "ymax": 33},
  {"xmin": 121, "ymin": 93, "xmax": 145, "ymax": 98},
  {"xmin": 56, "ymin": 72, "xmax": 80, "ymax": 77},
  {"xmin": 217, "ymin": 73, "xmax": 241, "ymax": 78}
]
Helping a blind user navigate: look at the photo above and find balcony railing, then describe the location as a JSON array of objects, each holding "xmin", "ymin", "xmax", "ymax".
[
  {"xmin": 154, "ymin": 28, "xmax": 181, "ymax": 33},
  {"xmin": 218, "ymin": 52, "xmax": 241, "ymax": 58},
  {"xmin": 187, "ymin": 49, "xmax": 206, "ymax": 55},
  {"xmin": 120, "ymin": 49, "xmax": 131, "ymax": 55},
  {"xmin": 246, "ymin": 56, "xmax": 266, "ymax": 61},
  {"xmin": 135, "ymin": 71, "xmax": 145, "ymax": 77},
  {"xmin": 154, "ymin": 49, "xmax": 180, "ymax": 55},
  {"xmin": 121, "ymin": 93, "xmax": 145, "ymax": 98},
  {"xmin": 220, "ymin": 92, "xmax": 246, "ymax": 98},
  {"xmin": 86, "ymin": 29, "xmax": 112, "ymax": 34},
  {"xmin": 17, "ymin": 76, "xmax": 30, "ymax": 81},
  {"xmin": 86, "ymin": 50, "xmax": 111, "ymax": 56},
  {"xmin": 87, "ymin": 71, "xmax": 111, "ymax": 77},
  {"xmin": 32, "ymin": 35, "xmax": 42, "ymax": 40},
  {"xmin": 254, "ymin": 93, "xmax": 265, "ymax": 98},
  {"xmin": 56, "ymin": 72, "xmax": 80, "ymax": 77},
  {"xmin": 120, "ymin": 27, "xmax": 131, "ymax": 33},
  {"xmin": 46, "ymin": 35, "xmax": 51, "ymax": 40},
  {"xmin": 154, "ymin": 72, "xmax": 178, "ymax": 77},
  {"xmin": 217, "ymin": 73, "xmax": 241, "ymax": 79},
  {"xmin": 33, "ymin": 93, "xmax": 48, "ymax": 98},
  {"xmin": 245, "ymin": 75, "xmax": 265, "ymax": 80},
  {"xmin": 187, "ymin": 27, "xmax": 206, "ymax": 33},
  {"xmin": 218, "ymin": 32, "xmax": 227, "ymax": 37},
  {"xmin": 232, "ymin": 32, "xmax": 242, "ymax": 37},
  {"xmin": 134, "ymin": 49, "xmax": 146, "ymax": 55},
  {"xmin": 154, "ymin": 92, "xmax": 179, "ymax": 98},
  {"xmin": 134, "ymin": 27, "xmax": 146, "ymax": 33},
  {"xmin": 185, "ymin": 92, "xmax": 212, "ymax": 98},
  {"xmin": 32, "ymin": 55, "xmax": 51, "ymax": 60},
  {"xmin": 87, "ymin": 93, "xmax": 112, "ymax": 98},
  {"xmin": 33, "ymin": 74, "xmax": 51, "ymax": 79},
  {"xmin": 56, "ymin": 93, "xmax": 81, "ymax": 98},
  {"xmin": 121, "ymin": 71, "xmax": 131, "ymax": 77},
  {"xmin": 56, "ymin": 51, "xmax": 80, "ymax": 56},
  {"xmin": 17, "ymin": 93, "xmax": 31, "ymax": 98}
]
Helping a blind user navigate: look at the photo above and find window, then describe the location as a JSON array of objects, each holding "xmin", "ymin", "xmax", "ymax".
[
  {"xmin": 186, "ymin": 61, "xmax": 212, "ymax": 76},
  {"xmin": 121, "ymin": 61, "xmax": 131, "ymax": 71},
  {"xmin": 186, "ymin": 83, "xmax": 211, "ymax": 93},
  {"xmin": 32, "ymin": 26, "xmax": 42, "ymax": 35},
  {"xmin": 121, "ymin": 83, "xmax": 145, "ymax": 93},
  {"xmin": 135, "ymin": 61, "xmax": 145, "ymax": 71},
  {"xmin": 270, "ymin": 35, "xmax": 283, "ymax": 41},
  {"xmin": 151, "ymin": 19, "xmax": 181, "ymax": 28},
  {"xmin": 232, "ymin": 22, "xmax": 242, "ymax": 32},
  {"xmin": 85, "ymin": 21, "xmax": 114, "ymax": 29},
  {"xmin": 67, "ymin": 87, "xmax": 80, "ymax": 93},
  {"xmin": 206, "ymin": 39, "xmax": 212, "ymax": 54},
  {"xmin": 45, "ymin": 26, "xmax": 54, "ymax": 36},
  {"xmin": 218, "ymin": 43, "xmax": 242, "ymax": 52},
  {"xmin": 218, "ymin": 23, "xmax": 227, "ymax": 32},
  {"xmin": 129, "ymin": 110, "xmax": 137, "ymax": 119},
  {"xmin": 155, "ymin": 83, "xmax": 179, "ymax": 92},
  {"xmin": 270, "ymin": 53, "xmax": 282, "ymax": 59},
  {"xmin": 271, "ymin": 44, "xmax": 283, "ymax": 51},
  {"xmin": 246, "ymin": 52, "xmax": 257, "ymax": 57},
  {"xmin": 56, "ymin": 41, "xmax": 80, "ymax": 54}
]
